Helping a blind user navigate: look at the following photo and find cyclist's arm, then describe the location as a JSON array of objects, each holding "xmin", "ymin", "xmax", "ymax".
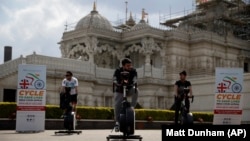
[
  {"xmin": 75, "ymin": 86, "xmax": 78, "ymax": 94},
  {"xmin": 188, "ymin": 81, "xmax": 193, "ymax": 97},
  {"xmin": 132, "ymin": 70, "xmax": 137, "ymax": 85},
  {"xmin": 60, "ymin": 86, "xmax": 65, "ymax": 93},
  {"xmin": 189, "ymin": 86, "xmax": 193, "ymax": 97},
  {"xmin": 75, "ymin": 78, "xmax": 79, "ymax": 94}
]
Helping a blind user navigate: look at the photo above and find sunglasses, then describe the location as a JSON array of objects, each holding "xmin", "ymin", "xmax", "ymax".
[{"xmin": 65, "ymin": 74, "xmax": 71, "ymax": 77}]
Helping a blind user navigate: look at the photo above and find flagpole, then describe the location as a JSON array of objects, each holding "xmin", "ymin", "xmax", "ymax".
[{"xmin": 125, "ymin": 1, "xmax": 128, "ymax": 24}]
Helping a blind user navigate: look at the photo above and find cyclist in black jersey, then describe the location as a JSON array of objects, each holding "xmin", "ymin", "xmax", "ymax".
[{"xmin": 174, "ymin": 70, "xmax": 193, "ymax": 125}]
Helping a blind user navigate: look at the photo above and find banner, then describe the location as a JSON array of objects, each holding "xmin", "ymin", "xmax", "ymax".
[
  {"xmin": 162, "ymin": 124, "xmax": 249, "ymax": 140},
  {"xmin": 16, "ymin": 64, "xmax": 46, "ymax": 132},
  {"xmin": 213, "ymin": 68, "xmax": 243, "ymax": 125}
]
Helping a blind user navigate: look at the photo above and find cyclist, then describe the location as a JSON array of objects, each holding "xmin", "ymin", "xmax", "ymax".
[
  {"xmin": 174, "ymin": 70, "xmax": 193, "ymax": 125},
  {"xmin": 61, "ymin": 71, "xmax": 78, "ymax": 118},
  {"xmin": 113, "ymin": 58, "xmax": 138, "ymax": 131}
]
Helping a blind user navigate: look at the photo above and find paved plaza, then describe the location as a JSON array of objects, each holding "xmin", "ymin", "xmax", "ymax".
[{"xmin": 0, "ymin": 129, "xmax": 161, "ymax": 141}]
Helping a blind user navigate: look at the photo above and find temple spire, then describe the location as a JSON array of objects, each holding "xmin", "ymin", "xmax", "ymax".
[
  {"xmin": 93, "ymin": 1, "xmax": 96, "ymax": 11},
  {"xmin": 91, "ymin": 1, "xmax": 98, "ymax": 13},
  {"xmin": 126, "ymin": 11, "xmax": 135, "ymax": 26}
]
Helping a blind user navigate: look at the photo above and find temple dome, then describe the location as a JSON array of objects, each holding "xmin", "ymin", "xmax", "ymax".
[
  {"xmin": 75, "ymin": 3, "xmax": 113, "ymax": 31},
  {"xmin": 131, "ymin": 19, "xmax": 150, "ymax": 30}
]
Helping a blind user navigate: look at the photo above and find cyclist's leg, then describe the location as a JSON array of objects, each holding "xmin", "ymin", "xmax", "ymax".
[
  {"xmin": 70, "ymin": 94, "xmax": 77, "ymax": 112},
  {"xmin": 127, "ymin": 87, "xmax": 138, "ymax": 108},
  {"xmin": 68, "ymin": 94, "xmax": 77, "ymax": 129},
  {"xmin": 114, "ymin": 91, "xmax": 123, "ymax": 131},
  {"xmin": 60, "ymin": 93, "xmax": 66, "ymax": 118},
  {"xmin": 61, "ymin": 93, "xmax": 70, "ymax": 118},
  {"xmin": 114, "ymin": 92, "xmax": 123, "ymax": 122},
  {"xmin": 174, "ymin": 96, "xmax": 182, "ymax": 125},
  {"xmin": 184, "ymin": 97, "xmax": 190, "ymax": 113}
]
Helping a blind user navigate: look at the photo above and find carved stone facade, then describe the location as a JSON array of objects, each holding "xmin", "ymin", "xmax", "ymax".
[{"xmin": 0, "ymin": 4, "xmax": 250, "ymax": 122}]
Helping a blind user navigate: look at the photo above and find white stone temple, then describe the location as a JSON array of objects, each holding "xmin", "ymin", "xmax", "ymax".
[{"xmin": 0, "ymin": 1, "xmax": 250, "ymax": 122}]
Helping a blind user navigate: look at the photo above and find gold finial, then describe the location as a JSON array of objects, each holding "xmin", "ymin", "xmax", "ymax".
[{"xmin": 142, "ymin": 8, "xmax": 148, "ymax": 20}]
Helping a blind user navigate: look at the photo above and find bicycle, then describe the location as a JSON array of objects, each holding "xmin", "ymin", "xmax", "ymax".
[
  {"xmin": 107, "ymin": 71, "xmax": 142, "ymax": 141},
  {"xmin": 119, "ymin": 71, "xmax": 135, "ymax": 136},
  {"xmin": 55, "ymin": 87, "xmax": 81, "ymax": 135},
  {"xmin": 179, "ymin": 87, "xmax": 194, "ymax": 125}
]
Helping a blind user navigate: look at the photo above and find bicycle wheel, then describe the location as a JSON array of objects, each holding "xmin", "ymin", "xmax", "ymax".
[
  {"xmin": 182, "ymin": 113, "xmax": 193, "ymax": 125},
  {"xmin": 126, "ymin": 107, "xmax": 135, "ymax": 135},
  {"xmin": 119, "ymin": 113, "xmax": 126, "ymax": 134}
]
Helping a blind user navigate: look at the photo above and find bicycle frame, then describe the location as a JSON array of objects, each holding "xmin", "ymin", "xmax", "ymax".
[
  {"xmin": 119, "ymin": 71, "xmax": 135, "ymax": 136},
  {"xmin": 179, "ymin": 94, "xmax": 194, "ymax": 125}
]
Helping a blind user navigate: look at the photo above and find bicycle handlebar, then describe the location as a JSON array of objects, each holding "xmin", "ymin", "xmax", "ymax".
[
  {"xmin": 177, "ymin": 93, "xmax": 194, "ymax": 103},
  {"xmin": 113, "ymin": 82, "xmax": 137, "ymax": 93},
  {"xmin": 114, "ymin": 83, "xmax": 135, "ymax": 87}
]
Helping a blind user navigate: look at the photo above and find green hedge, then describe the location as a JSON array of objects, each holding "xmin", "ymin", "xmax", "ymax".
[
  {"xmin": 136, "ymin": 109, "xmax": 175, "ymax": 121},
  {"xmin": 0, "ymin": 102, "xmax": 17, "ymax": 118},
  {"xmin": 0, "ymin": 102, "xmax": 213, "ymax": 122}
]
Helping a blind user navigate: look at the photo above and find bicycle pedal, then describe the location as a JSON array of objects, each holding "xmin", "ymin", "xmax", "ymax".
[
  {"xmin": 115, "ymin": 128, "xmax": 119, "ymax": 132},
  {"xmin": 114, "ymin": 125, "xmax": 119, "ymax": 132}
]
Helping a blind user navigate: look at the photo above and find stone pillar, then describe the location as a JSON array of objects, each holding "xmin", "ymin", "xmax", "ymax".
[
  {"xmin": 144, "ymin": 53, "xmax": 152, "ymax": 77},
  {"xmin": 145, "ymin": 54, "xmax": 151, "ymax": 65},
  {"xmin": 161, "ymin": 51, "xmax": 166, "ymax": 79},
  {"xmin": 86, "ymin": 36, "xmax": 98, "ymax": 64},
  {"xmin": 141, "ymin": 37, "xmax": 155, "ymax": 77},
  {"xmin": 114, "ymin": 45, "xmax": 124, "ymax": 68},
  {"xmin": 88, "ymin": 53, "xmax": 94, "ymax": 64}
]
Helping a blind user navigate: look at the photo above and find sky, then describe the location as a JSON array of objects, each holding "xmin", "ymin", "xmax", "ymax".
[{"xmin": 0, "ymin": 0, "xmax": 195, "ymax": 64}]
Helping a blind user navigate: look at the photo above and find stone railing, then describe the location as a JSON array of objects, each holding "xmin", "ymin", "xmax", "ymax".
[
  {"xmin": 94, "ymin": 66, "xmax": 164, "ymax": 79},
  {"xmin": 25, "ymin": 53, "xmax": 95, "ymax": 75},
  {"xmin": 95, "ymin": 66, "xmax": 151, "ymax": 79},
  {"xmin": 0, "ymin": 53, "xmax": 165, "ymax": 81},
  {"xmin": 191, "ymin": 31, "xmax": 225, "ymax": 44},
  {"xmin": 0, "ymin": 57, "xmax": 24, "ymax": 78},
  {"xmin": 190, "ymin": 30, "xmax": 250, "ymax": 50},
  {"xmin": 166, "ymin": 29, "xmax": 189, "ymax": 42},
  {"xmin": 95, "ymin": 66, "xmax": 114, "ymax": 79},
  {"xmin": 62, "ymin": 26, "xmax": 121, "ymax": 41}
]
